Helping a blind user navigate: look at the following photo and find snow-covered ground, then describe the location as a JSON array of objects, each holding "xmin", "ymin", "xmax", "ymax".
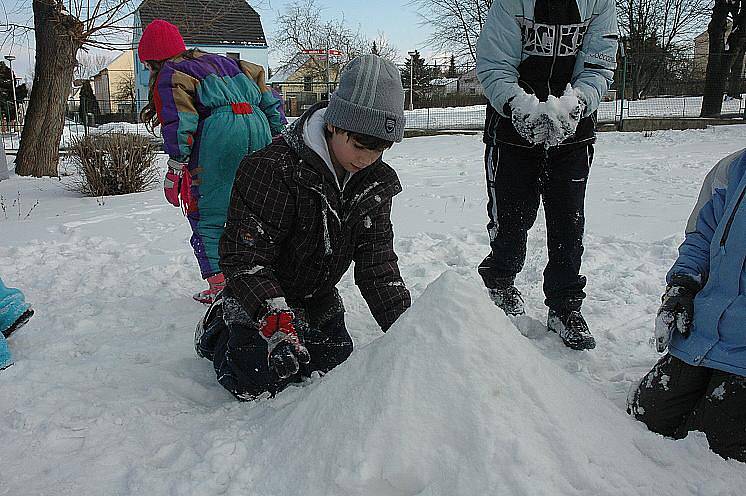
[{"xmin": 1, "ymin": 126, "xmax": 745, "ymax": 495}]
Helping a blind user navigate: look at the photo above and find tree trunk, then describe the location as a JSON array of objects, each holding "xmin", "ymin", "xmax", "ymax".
[
  {"xmin": 15, "ymin": 1, "xmax": 82, "ymax": 177},
  {"xmin": 701, "ymin": 2, "xmax": 731, "ymax": 117},
  {"xmin": 726, "ymin": 49, "xmax": 745, "ymax": 99}
]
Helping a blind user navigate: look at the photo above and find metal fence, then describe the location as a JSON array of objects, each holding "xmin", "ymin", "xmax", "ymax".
[
  {"xmin": 1, "ymin": 99, "xmax": 156, "ymax": 152},
  {"xmin": 269, "ymin": 56, "xmax": 746, "ymax": 129},
  {"xmin": 2, "ymin": 54, "xmax": 746, "ymax": 153}
]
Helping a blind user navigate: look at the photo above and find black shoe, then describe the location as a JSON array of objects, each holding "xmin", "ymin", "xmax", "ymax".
[
  {"xmin": 3, "ymin": 308, "xmax": 34, "ymax": 338},
  {"xmin": 488, "ymin": 286, "xmax": 525, "ymax": 316},
  {"xmin": 547, "ymin": 308, "xmax": 595, "ymax": 350},
  {"xmin": 195, "ymin": 295, "xmax": 224, "ymax": 360}
]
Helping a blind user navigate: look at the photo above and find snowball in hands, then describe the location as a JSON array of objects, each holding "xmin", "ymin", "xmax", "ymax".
[
  {"xmin": 510, "ymin": 92, "xmax": 545, "ymax": 145},
  {"xmin": 541, "ymin": 84, "xmax": 586, "ymax": 148},
  {"xmin": 510, "ymin": 85, "xmax": 586, "ymax": 148}
]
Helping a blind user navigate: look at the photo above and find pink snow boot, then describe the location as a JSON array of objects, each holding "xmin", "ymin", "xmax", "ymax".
[{"xmin": 193, "ymin": 273, "xmax": 225, "ymax": 304}]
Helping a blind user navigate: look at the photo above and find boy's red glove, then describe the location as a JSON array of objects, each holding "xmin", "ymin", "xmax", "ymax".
[
  {"xmin": 259, "ymin": 310, "xmax": 311, "ymax": 379},
  {"xmin": 164, "ymin": 159, "xmax": 185, "ymax": 207}
]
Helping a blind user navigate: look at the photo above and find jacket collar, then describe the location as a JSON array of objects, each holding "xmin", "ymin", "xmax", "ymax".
[{"xmin": 282, "ymin": 102, "xmax": 338, "ymax": 184}]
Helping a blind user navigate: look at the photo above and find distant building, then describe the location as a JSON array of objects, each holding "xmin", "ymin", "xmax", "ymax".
[
  {"xmin": 93, "ymin": 50, "xmax": 135, "ymax": 114},
  {"xmin": 67, "ymin": 80, "xmax": 85, "ymax": 112},
  {"xmin": 429, "ymin": 77, "xmax": 459, "ymax": 95},
  {"xmin": 132, "ymin": 0, "xmax": 270, "ymax": 109},
  {"xmin": 268, "ymin": 52, "xmax": 342, "ymax": 116},
  {"xmin": 457, "ymin": 68, "xmax": 484, "ymax": 95}
]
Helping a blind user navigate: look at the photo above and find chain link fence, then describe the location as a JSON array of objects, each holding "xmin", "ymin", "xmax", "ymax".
[
  {"xmin": 271, "ymin": 56, "xmax": 746, "ymax": 129},
  {"xmin": 2, "ymin": 52, "xmax": 745, "ymax": 154},
  {"xmin": 1, "ymin": 99, "xmax": 157, "ymax": 153}
]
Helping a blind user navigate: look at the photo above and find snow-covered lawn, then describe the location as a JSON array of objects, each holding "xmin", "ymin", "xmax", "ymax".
[{"xmin": 1, "ymin": 126, "xmax": 745, "ymax": 495}]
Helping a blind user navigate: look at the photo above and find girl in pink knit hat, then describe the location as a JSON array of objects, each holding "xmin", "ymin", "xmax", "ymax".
[{"xmin": 138, "ymin": 19, "xmax": 286, "ymax": 304}]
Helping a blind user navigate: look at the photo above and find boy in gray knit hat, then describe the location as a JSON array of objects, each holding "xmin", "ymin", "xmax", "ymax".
[{"xmin": 195, "ymin": 54, "xmax": 411, "ymax": 401}]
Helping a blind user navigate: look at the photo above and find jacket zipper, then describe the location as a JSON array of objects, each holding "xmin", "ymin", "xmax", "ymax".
[
  {"xmin": 547, "ymin": 15, "xmax": 561, "ymax": 97},
  {"xmin": 720, "ymin": 183, "xmax": 746, "ymax": 246}
]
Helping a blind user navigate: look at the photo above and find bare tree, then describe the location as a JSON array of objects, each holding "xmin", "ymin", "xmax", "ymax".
[
  {"xmin": 410, "ymin": 0, "xmax": 493, "ymax": 63},
  {"xmin": 616, "ymin": 0, "xmax": 710, "ymax": 99},
  {"xmin": 75, "ymin": 51, "xmax": 113, "ymax": 80},
  {"xmin": 371, "ymin": 32, "xmax": 399, "ymax": 62},
  {"xmin": 113, "ymin": 71, "xmax": 135, "ymax": 102},
  {"xmin": 11, "ymin": 0, "xmax": 135, "ymax": 177},
  {"xmin": 701, "ymin": 0, "xmax": 746, "ymax": 115},
  {"xmin": 272, "ymin": 0, "xmax": 371, "ymax": 83}
]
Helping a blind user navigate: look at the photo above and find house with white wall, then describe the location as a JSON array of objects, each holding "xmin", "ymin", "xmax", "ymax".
[
  {"xmin": 93, "ymin": 50, "xmax": 135, "ymax": 114},
  {"xmin": 132, "ymin": 0, "xmax": 270, "ymax": 110}
]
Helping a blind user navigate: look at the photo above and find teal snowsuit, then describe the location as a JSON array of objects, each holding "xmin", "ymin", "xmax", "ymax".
[{"xmin": 154, "ymin": 50, "xmax": 284, "ymax": 277}]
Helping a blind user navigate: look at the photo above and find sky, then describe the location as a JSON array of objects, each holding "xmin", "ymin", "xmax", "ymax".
[{"xmin": 1, "ymin": 0, "xmax": 436, "ymax": 80}]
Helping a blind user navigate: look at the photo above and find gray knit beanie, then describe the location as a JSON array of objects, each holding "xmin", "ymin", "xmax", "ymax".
[{"xmin": 324, "ymin": 54, "xmax": 405, "ymax": 143}]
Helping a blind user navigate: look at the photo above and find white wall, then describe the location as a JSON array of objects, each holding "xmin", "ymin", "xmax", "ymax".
[{"xmin": 134, "ymin": 44, "xmax": 269, "ymax": 112}]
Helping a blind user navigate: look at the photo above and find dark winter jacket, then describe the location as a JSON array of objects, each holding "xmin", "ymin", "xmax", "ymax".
[
  {"xmin": 219, "ymin": 102, "xmax": 411, "ymax": 331},
  {"xmin": 476, "ymin": 0, "xmax": 618, "ymax": 148}
]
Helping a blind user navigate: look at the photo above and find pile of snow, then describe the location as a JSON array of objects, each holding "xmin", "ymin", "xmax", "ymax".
[{"xmin": 231, "ymin": 272, "xmax": 745, "ymax": 495}]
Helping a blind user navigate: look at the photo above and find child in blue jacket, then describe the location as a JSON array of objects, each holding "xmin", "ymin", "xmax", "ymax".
[
  {"xmin": 628, "ymin": 148, "xmax": 746, "ymax": 463},
  {"xmin": 0, "ymin": 277, "xmax": 34, "ymax": 370}
]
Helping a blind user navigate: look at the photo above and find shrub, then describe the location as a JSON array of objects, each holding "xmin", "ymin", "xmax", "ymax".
[{"xmin": 69, "ymin": 132, "xmax": 159, "ymax": 196}]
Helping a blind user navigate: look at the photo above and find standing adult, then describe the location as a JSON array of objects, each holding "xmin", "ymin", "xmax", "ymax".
[
  {"xmin": 138, "ymin": 20, "xmax": 285, "ymax": 303},
  {"xmin": 475, "ymin": 0, "xmax": 618, "ymax": 349}
]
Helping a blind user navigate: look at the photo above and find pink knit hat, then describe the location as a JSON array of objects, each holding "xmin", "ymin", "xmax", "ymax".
[{"xmin": 138, "ymin": 19, "xmax": 186, "ymax": 62}]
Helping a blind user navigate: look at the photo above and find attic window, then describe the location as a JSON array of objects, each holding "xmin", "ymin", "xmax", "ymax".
[{"xmin": 227, "ymin": 52, "xmax": 240, "ymax": 61}]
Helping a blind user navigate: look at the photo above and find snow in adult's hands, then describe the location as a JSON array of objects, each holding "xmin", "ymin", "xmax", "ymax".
[
  {"xmin": 510, "ymin": 91, "xmax": 544, "ymax": 145},
  {"xmin": 510, "ymin": 85, "xmax": 585, "ymax": 148},
  {"xmin": 2, "ymin": 125, "xmax": 746, "ymax": 495}
]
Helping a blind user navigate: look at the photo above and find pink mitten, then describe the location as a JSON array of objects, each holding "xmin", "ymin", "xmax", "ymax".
[{"xmin": 164, "ymin": 159, "xmax": 185, "ymax": 207}]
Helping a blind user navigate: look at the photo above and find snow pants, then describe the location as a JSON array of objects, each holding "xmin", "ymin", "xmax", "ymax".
[
  {"xmin": 0, "ymin": 277, "xmax": 30, "ymax": 369},
  {"xmin": 198, "ymin": 291, "xmax": 353, "ymax": 401},
  {"xmin": 0, "ymin": 333, "xmax": 10, "ymax": 370},
  {"xmin": 628, "ymin": 354, "xmax": 746, "ymax": 462},
  {"xmin": 478, "ymin": 142, "xmax": 593, "ymax": 310},
  {"xmin": 184, "ymin": 106, "xmax": 273, "ymax": 279}
]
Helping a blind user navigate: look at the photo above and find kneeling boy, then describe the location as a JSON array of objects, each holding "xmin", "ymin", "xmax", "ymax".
[{"xmin": 196, "ymin": 54, "xmax": 411, "ymax": 400}]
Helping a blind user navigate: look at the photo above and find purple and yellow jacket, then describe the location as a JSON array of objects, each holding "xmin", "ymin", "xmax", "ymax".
[{"xmin": 153, "ymin": 49, "xmax": 284, "ymax": 277}]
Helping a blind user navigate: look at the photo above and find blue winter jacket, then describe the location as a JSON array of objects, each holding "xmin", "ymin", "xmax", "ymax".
[
  {"xmin": 476, "ymin": 0, "xmax": 618, "ymax": 147},
  {"xmin": 667, "ymin": 148, "xmax": 746, "ymax": 377}
]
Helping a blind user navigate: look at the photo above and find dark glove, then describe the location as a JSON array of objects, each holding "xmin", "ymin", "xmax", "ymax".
[
  {"xmin": 653, "ymin": 275, "xmax": 699, "ymax": 352},
  {"xmin": 509, "ymin": 91, "xmax": 544, "ymax": 145},
  {"xmin": 258, "ymin": 310, "xmax": 311, "ymax": 379},
  {"xmin": 542, "ymin": 84, "xmax": 586, "ymax": 148}
]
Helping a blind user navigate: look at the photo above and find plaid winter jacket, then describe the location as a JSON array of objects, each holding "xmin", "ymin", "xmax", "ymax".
[{"xmin": 219, "ymin": 103, "xmax": 411, "ymax": 331}]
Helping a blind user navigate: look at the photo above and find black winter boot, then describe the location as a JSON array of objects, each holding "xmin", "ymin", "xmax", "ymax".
[
  {"xmin": 488, "ymin": 286, "xmax": 525, "ymax": 316},
  {"xmin": 547, "ymin": 308, "xmax": 595, "ymax": 350},
  {"xmin": 195, "ymin": 294, "xmax": 225, "ymax": 361},
  {"xmin": 2, "ymin": 308, "xmax": 34, "ymax": 338}
]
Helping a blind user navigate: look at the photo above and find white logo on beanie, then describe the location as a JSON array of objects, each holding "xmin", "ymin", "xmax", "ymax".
[{"xmin": 385, "ymin": 117, "xmax": 396, "ymax": 133}]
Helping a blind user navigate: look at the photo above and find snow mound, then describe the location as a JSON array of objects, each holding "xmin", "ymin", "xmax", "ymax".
[{"xmin": 218, "ymin": 271, "xmax": 744, "ymax": 496}]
